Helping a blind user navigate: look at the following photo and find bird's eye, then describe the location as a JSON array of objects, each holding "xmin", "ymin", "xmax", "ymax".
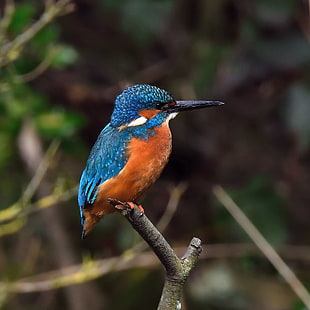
[
  {"xmin": 156, "ymin": 101, "xmax": 175, "ymax": 110},
  {"xmin": 155, "ymin": 102, "xmax": 164, "ymax": 109}
]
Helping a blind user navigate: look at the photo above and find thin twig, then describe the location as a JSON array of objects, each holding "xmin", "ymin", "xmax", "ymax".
[
  {"xmin": 0, "ymin": 138, "xmax": 60, "ymax": 227},
  {"xmin": 12, "ymin": 45, "xmax": 57, "ymax": 83},
  {"xmin": 0, "ymin": 186, "xmax": 78, "ymax": 226},
  {"xmin": 0, "ymin": 0, "xmax": 74, "ymax": 67},
  {"xmin": 157, "ymin": 182, "xmax": 188, "ymax": 233},
  {"xmin": 0, "ymin": 0, "xmax": 15, "ymax": 42},
  {"xmin": 3, "ymin": 251, "xmax": 158, "ymax": 294},
  {"xmin": 21, "ymin": 139, "xmax": 60, "ymax": 204},
  {"xmin": 213, "ymin": 185, "xmax": 310, "ymax": 309},
  {"xmin": 0, "ymin": 218, "xmax": 25, "ymax": 237}
]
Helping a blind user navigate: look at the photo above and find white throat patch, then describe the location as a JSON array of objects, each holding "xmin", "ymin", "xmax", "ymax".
[{"xmin": 166, "ymin": 112, "xmax": 178, "ymax": 123}]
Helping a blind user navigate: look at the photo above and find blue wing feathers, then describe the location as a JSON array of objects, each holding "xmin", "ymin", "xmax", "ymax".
[{"xmin": 78, "ymin": 124, "xmax": 129, "ymax": 215}]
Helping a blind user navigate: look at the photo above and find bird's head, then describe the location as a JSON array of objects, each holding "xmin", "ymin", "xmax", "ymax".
[{"xmin": 110, "ymin": 84, "xmax": 223, "ymax": 128}]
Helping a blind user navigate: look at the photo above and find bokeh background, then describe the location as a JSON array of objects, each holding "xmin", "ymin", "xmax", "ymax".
[{"xmin": 1, "ymin": 0, "xmax": 310, "ymax": 309}]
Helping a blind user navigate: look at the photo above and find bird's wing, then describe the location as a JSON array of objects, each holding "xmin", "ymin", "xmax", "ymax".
[{"xmin": 78, "ymin": 124, "xmax": 130, "ymax": 222}]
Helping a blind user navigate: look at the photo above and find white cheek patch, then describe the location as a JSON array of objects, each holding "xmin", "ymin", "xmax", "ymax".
[{"xmin": 127, "ymin": 116, "xmax": 148, "ymax": 127}]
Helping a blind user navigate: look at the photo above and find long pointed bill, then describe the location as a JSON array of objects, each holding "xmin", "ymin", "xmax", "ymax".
[{"xmin": 162, "ymin": 100, "xmax": 224, "ymax": 113}]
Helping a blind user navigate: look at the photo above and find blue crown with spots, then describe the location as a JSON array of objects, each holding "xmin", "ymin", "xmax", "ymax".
[{"xmin": 110, "ymin": 84, "xmax": 174, "ymax": 127}]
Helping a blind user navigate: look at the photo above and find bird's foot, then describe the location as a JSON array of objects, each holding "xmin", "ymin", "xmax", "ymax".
[
  {"xmin": 126, "ymin": 201, "xmax": 144, "ymax": 216},
  {"xmin": 107, "ymin": 198, "xmax": 144, "ymax": 217}
]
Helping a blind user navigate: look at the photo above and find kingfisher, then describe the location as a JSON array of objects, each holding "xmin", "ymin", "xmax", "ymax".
[{"xmin": 78, "ymin": 84, "xmax": 223, "ymax": 237}]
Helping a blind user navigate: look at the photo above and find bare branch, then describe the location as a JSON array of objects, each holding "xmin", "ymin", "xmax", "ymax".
[{"xmin": 108, "ymin": 200, "xmax": 202, "ymax": 310}]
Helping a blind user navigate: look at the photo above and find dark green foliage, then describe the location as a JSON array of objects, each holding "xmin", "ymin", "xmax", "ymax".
[{"xmin": 0, "ymin": 2, "xmax": 81, "ymax": 172}]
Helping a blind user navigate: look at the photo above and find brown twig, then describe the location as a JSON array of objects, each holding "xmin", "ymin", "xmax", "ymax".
[
  {"xmin": 108, "ymin": 199, "xmax": 202, "ymax": 310},
  {"xmin": 156, "ymin": 182, "xmax": 188, "ymax": 233},
  {"xmin": 12, "ymin": 45, "xmax": 57, "ymax": 83},
  {"xmin": 0, "ymin": 0, "xmax": 14, "ymax": 42},
  {"xmin": 213, "ymin": 185, "xmax": 310, "ymax": 309}
]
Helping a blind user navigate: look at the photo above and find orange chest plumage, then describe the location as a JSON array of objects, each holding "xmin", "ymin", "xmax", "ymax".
[
  {"xmin": 83, "ymin": 123, "xmax": 172, "ymax": 234},
  {"xmin": 119, "ymin": 123, "xmax": 172, "ymax": 198}
]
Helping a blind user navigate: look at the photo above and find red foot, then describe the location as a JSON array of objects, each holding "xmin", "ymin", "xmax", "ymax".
[
  {"xmin": 126, "ymin": 201, "xmax": 136, "ymax": 209},
  {"xmin": 109, "ymin": 198, "xmax": 144, "ymax": 216},
  {"xmin": 126, "ymin": 201, "xmax": 144, "ymax": 214}
]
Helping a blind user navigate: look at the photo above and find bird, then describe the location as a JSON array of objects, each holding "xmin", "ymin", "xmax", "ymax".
[{"xmin": 78, "ymin": 84, "xmax": 223, "ymax": 237}]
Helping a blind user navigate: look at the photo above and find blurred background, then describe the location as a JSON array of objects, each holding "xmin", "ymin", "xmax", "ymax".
[{"xmin": 1, "ymin": 0, "xmax": 310, "ymax": 309}]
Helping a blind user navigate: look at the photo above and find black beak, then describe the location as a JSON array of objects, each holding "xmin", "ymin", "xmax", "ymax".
[{"xmin": 162, "ymin": 100, "xmax": 224, "ymax": 113}]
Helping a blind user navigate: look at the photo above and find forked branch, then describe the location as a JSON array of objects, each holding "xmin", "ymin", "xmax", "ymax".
[{"xmin": 108, "ymin": 199, "xmax": 202, "ymax": 310}]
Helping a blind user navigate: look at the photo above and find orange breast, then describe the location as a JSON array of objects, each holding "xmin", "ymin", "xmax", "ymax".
[{"xmin": 83, "ymin": 123, "xmax": 172, "ymax": 235}]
